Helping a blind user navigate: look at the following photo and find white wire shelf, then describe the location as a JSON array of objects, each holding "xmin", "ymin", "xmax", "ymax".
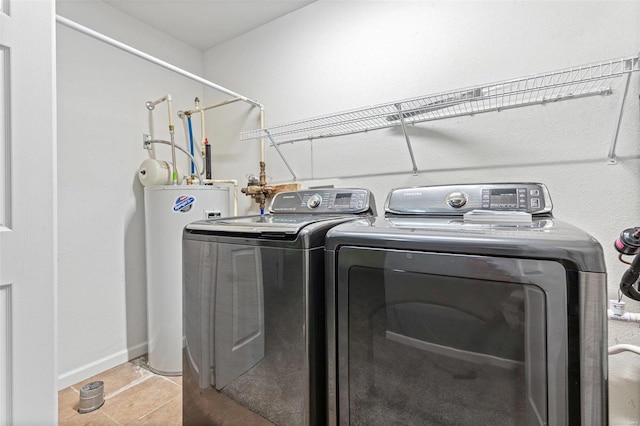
[{"xmin": 241, "ymin": 55, "xmax": 639, "ymax": 146}]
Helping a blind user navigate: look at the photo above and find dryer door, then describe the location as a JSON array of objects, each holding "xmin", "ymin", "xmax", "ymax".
[{"xmin": 335, "ymin": 247, "xmax": 570, "ymax": 426}]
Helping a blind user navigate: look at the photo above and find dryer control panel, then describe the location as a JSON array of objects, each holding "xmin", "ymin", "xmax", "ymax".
[
  {"xmin": 385, "ymin": 183, "xmax": 552, "ymax": 215},
  {"xmin": 269, "ymin": 188, "xmax": 376, "ymax": 215}
]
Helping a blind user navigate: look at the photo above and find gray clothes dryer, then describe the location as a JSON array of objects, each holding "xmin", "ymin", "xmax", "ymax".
[
  {"xmin": 325, "ymin": 183, "xmax": 607, "ymax": 426},
  {"xmin": 182, "ymin": 188, "xmax": 376, "ymax": 426}
]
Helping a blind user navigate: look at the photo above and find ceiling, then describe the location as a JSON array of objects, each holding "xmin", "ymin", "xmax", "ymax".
[{"xmin": 103, "ymin": 0, "xmax": 316, "ymax": 51}]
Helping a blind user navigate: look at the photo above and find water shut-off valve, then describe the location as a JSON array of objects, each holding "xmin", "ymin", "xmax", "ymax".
[{"xmin": 240, "ymin": 161, "xmax": 301, "ymax": 213}]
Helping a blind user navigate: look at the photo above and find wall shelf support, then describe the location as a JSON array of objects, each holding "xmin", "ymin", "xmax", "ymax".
[
  {"xmin": 265, "ymin": 130, "xmax": 297, "ymax": 181},
  {"xmin": 607, "ymin": 71, "xmax": 633, "ymax": 164},
  {"xmin": 396, "ymin": 103, "xmax": 419, "ymax": 175}
]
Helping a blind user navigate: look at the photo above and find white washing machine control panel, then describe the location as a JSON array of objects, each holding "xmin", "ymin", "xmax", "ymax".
[
  {"xmin": 269, "ymin": 188, "xmax": 375, "ymax": 214},
  {"xmin": 386, "ymin": 183, "xmax": 552, "ymax": 215}
]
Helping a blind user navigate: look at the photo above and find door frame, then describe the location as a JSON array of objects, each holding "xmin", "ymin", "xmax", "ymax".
[{"xmin": 0, "ymin": 0, "xmax": 57, "ymax": 423}]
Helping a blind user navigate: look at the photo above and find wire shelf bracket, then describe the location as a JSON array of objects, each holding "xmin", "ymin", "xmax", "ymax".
[
  {"xmin": 241, "ymin": 55, "xmax": 640, "ymax": 173},
  {"xmin": 607, "ymin": 71, "xmax": 633, "ymax": 164}
]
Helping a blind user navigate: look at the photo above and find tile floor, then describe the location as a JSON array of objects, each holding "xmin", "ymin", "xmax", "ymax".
[{"xmin": 58, "ymin": 356, "xmax": 182, "ymax": 425}]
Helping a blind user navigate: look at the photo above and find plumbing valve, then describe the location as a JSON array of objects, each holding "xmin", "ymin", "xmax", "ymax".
[{"xmin": 241, "ymin": 162, "xmax": 301, "ymax": 212}]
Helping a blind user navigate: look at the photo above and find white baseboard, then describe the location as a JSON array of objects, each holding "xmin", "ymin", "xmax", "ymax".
[{"xmin": 57, "ymin": 342, "xmax": 148, "ymax": 390}]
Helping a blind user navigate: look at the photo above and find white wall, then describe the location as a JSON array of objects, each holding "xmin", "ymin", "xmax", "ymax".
[
  {"xmin": 56, "ymin": 0, "xmax": 205, "ymax": 388},
  {"xmin": 202, "ymin": 1, "xmax": 640, "ymax": 423}
]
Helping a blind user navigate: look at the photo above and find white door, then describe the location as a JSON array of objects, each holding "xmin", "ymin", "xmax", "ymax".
[{"xmin": 0, "ymin": 0, "xmax": 57, "ymax": 423}]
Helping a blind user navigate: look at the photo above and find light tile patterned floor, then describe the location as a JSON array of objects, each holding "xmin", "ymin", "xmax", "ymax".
[{"xmin": 58, "ymin": 356, "xmax": 182, "ymax": 425}]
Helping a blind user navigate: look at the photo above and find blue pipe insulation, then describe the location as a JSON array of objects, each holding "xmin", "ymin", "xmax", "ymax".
[
  {"xmin": 187, "ymin": 116, "xmax": 195, "ymax": 174},
  {"xmin": 260, "ymin": 209, "xmax": 264, "ymax": 215}
]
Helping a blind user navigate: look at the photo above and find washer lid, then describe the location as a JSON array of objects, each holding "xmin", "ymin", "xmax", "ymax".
[
  {"xmin": 185, "ymin": 214, "xmax": 352, "ymax": 236},
  {"xmin": 385, "ymin": 216, "xmax": 554, "ymax": 230},
  {"xmin": 324, "ymin": 216, "xmax": 606, "ymax": 273}
]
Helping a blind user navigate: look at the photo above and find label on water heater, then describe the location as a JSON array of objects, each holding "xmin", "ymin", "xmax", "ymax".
[{"xmin": 173, "ymin": 195, "xmax": 195, "ymax": 213}]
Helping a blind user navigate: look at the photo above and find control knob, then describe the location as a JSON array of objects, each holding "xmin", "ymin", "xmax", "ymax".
[
  {"xmin": 307, "ymin": 194, "xmax": 322, "ymax": 209},
  {"xmin": 446, "ymin": 191, "xmax": 468, "ymax": 208}
]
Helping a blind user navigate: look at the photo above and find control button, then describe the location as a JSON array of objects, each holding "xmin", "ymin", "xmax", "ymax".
[
  {"xmin": 350, "ymin": 202, "xmax": 356, "ymax": 208},
  {"xmin": 307, "ymin": 194, "xmax": 322, "ymax": 209},
  {"xmin": 357, "ymin": 201, "xmax": 363, "ymax": 208},
  {"xmin": 531, "ymin": 198, "xmax": 540, "ymax": 208},
  {"xmin": 446, "ymin": 191, "xmax": 468, "ymax": 208},
  {"xmin": 530, "ymin": 189, "xmax": 540, "ymax": 196},
  {"xmin": 358, "ymin": 193, "xmax": 365, "ymax": 199}
]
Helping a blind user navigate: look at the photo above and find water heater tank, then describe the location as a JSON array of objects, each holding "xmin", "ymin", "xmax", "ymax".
[{"xmin": 144, "ymin": 185, "xmax": 230, "ymax": 375}]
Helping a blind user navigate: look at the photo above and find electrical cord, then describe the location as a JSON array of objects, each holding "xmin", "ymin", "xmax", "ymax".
[{"xmin": 619, "ymin": 253, "xmax": 633, "ymax": 265}]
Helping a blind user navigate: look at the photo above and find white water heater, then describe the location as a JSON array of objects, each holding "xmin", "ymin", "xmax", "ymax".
[{"xmin": 144, "ymin": 185, "xmax": 230, "ymax": 375}]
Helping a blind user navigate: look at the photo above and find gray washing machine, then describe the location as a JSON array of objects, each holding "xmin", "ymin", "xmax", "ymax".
[
  {"xmin": 182, "ymin": 188, "xmax": 376, "ymax": 425},
  {"xmin": 326, "ymin": 183, "xmax": 607, "ymax": 426}
]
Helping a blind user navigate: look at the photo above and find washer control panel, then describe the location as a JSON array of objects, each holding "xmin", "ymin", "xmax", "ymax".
[
  {"xmin": 270, "ymin": 188, "xmax": 375, "ymax": 214},
  {"xmin": 386, "ymin": 183, "xmax": 552, "ymax": 215}
]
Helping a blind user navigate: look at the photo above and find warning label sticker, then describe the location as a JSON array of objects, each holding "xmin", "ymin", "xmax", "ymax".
[{"xmin": 173, "ymin": 195, "xmax": 196, "ymax": 213}]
